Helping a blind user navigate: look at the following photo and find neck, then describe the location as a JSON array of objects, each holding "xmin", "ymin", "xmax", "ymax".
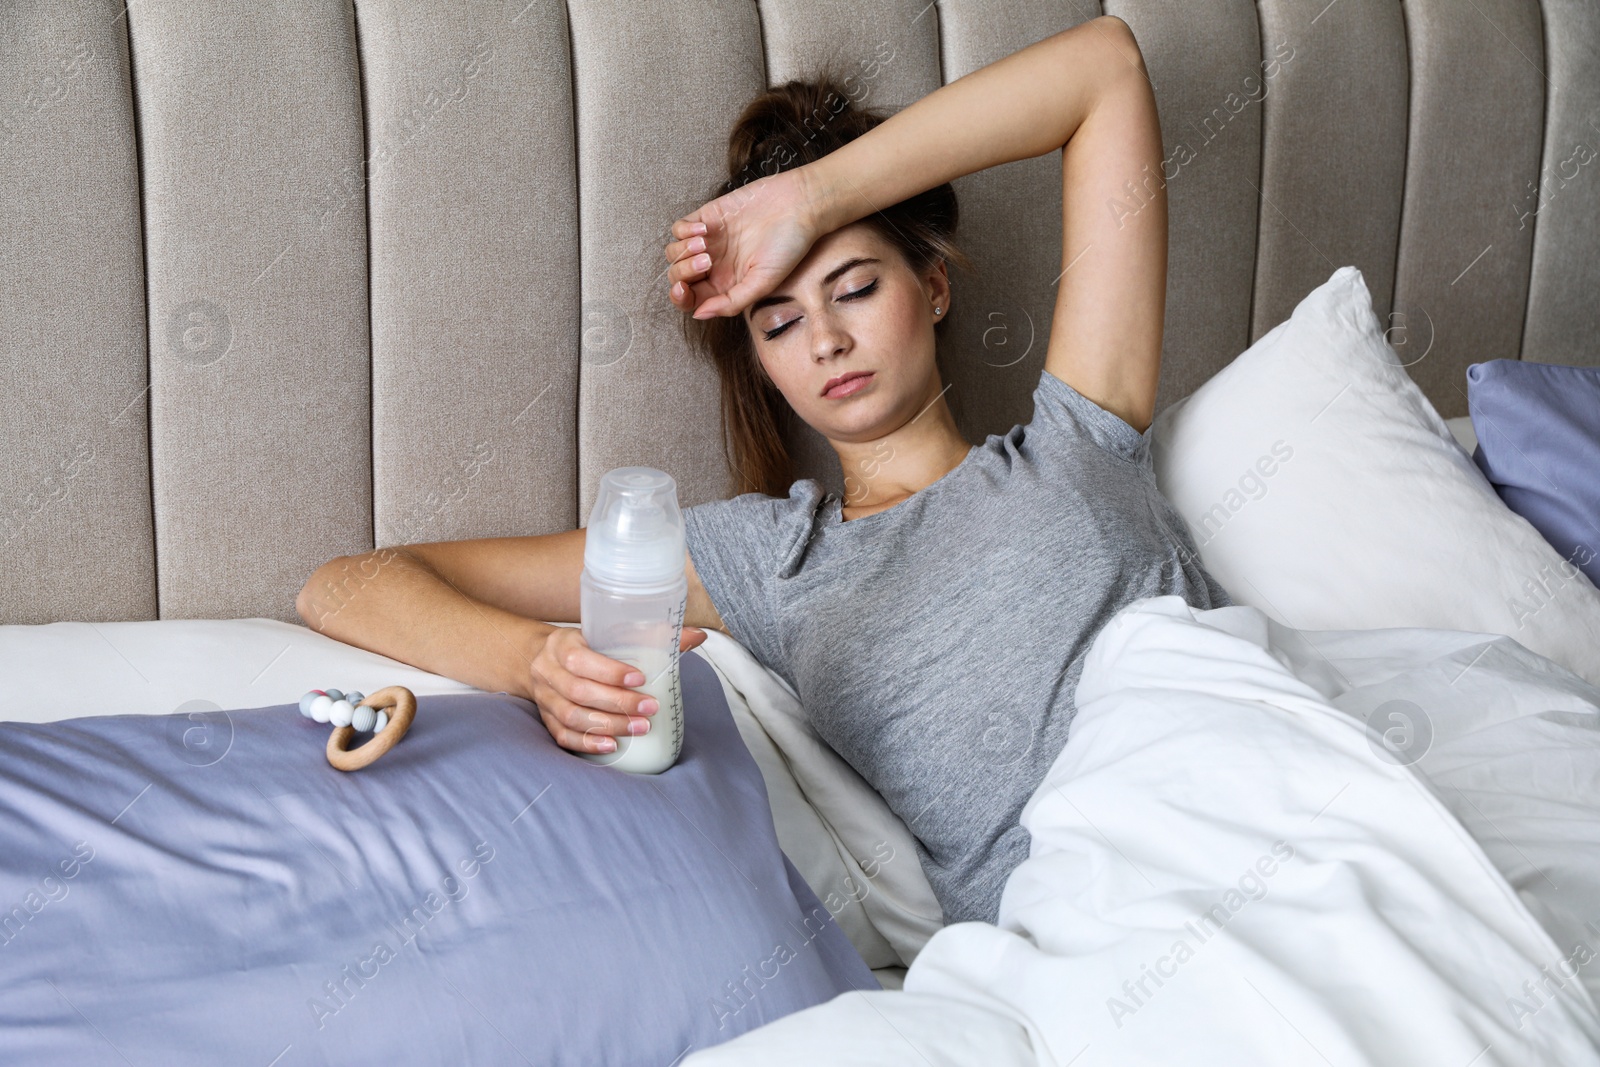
[{"xmin": 829, "ymin": 385, "xmax": 970, "ymax": 512}]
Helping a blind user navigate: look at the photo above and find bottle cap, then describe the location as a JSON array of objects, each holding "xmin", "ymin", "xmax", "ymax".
[{"xmin": 583, "ymin": 467, "xmax": 686, "ymax": 588}]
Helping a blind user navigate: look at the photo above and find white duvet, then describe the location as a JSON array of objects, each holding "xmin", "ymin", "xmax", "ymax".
[{"xmin": 685, "ymin": 596, "xmax": 1600, "ymax": 1066}]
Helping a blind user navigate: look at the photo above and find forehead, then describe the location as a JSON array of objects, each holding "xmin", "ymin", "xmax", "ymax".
[
  {"xmin": 745, "ymin": 223, "xmax": 898, "ymax": 323},
  {"xmin": 790, "ymin": 222, "xmax": 894, "ymax": 281}
]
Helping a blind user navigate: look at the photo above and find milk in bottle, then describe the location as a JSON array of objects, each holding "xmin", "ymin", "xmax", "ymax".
[{"xmin": 577, "ymin": 467, "xmax": 687, "ymax": 774}]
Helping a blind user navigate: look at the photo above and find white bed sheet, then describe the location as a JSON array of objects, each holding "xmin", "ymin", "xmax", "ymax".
[{"xmin": 0, "ymin": 617, "xmax": 481, "ymax": 723}]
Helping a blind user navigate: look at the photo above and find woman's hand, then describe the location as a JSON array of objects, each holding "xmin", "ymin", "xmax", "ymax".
[
  {"xmin": 664, "ymin": 167, "xmax": 829, "ymax": 320},
  {"xmin": 526, "ymin": 624, "xmax": 709, "ymax": 755}
]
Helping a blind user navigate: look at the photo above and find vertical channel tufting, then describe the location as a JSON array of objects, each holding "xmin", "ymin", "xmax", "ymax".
[
  {"xmin": 931, "ymin": 2, "xmax": 1100, "ymax": 449},
  {"xmin": 1391, "ymin": 0, "xmax": 1546, "ymax": 416},
  {"xmin": 566, "ymin": 0, "xmax": 765, "ymax": 520},
  {"xmin": 759, "ymin": 0, "xmax": 939, "ymax": 94},
  {"xmin": 754, "ymin": 0, "xmax": 950, "ymax": 493},
  {"xmin": 0, "ymin": 3, "xmax": 154, "ymax": 624},
  {"xmin": 134, "ymin": 1, "xmax": 372, "ymax": 621},
  {"xmin": 1520, "ymin": 0, "xmax": 1600, "ymax": 369},
  {"xmin": 359, "ymin": 3, "xmax": 580, "ymax": 549},
  {"xmin": 4, "ymin": 1, "xmax": 1594, "ymax": 626},
  {"xmin": 1106, "ymin": 0, "xmax": 1263, "ymax": 412},
  {"xmin": 1251, "ymin": 0, "xmax": 1409, "ymax": 346}
]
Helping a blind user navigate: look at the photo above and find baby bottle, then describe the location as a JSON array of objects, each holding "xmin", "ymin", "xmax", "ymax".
[{"xmin": 577, "ymin": 467, "xmax": 687, "ymax": 774}]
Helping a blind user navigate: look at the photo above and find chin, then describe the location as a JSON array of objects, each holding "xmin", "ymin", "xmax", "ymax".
[
  {"xmin": 818, "ymin": 410, "xmax": 895, "ymax": 445},
  {"xmin": 792, "ymin": 378, "xmax": 903, "ymax": 439}
]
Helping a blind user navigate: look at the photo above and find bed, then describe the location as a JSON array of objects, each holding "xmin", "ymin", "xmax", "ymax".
[{"xmin": 6, "ymin": 0, "xmax": 1600, "ymax": 1064}]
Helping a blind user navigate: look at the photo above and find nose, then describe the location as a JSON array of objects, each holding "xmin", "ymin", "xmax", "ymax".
[{"xmin": 810, "ymin": 305, "xmax": 851, "ymax": 363}]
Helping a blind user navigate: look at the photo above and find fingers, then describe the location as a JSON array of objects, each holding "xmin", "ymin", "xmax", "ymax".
[
  {"xmin": 666, "ymin": 233, "xmax": 713, "ymax": 310},
  {"xmin": 693, "ymin": 271, "xmax": 769, "ymax": 320},
  {"xmin": 676, "ymin": 277, "xmax": 723, "ymax": 314},
  {"xmin": 532, "ymin": 671, "xmax": 655, "ymax": 752},
  {"xmin": 545, "ymin": 649, "xmax": 653, "ymax": 714},
  {"xmin": 690, "ymin": 296, "xmax": 728, "ymax": 320},
  {"xmin": 718, "ymin": 273, "xmax": 772, "ymax": 317},
  {"xmin": 534, "ymin": 628, "xmax": 705, "ymax": 755},
  {"xmin": 667, "ymin": 220, "xmax": 711, "ymax": 311},
  {"xmin": 668, "ymin": 247, "xmax": 712, "ymax": 284},
  {"xmin": 663, "ymin": 234, "xmax": 707, "ymax": 264},
  {"xmin": 532, "ymin": 631, "xmax": 663, "ymax": 755},
  {"xmin": 563, "ymin": 661, "xmax": 656, "ymax": 718},
  {"xmin": 550, "ymin": 631, "xmax": 646, "ymax": 688},
  {"xmin": 538, "ymin": 707, "xmax": 627, "ymax": 755},
  {"xmin": 671, "ymin": 264, "xmax": 714, "ymax": 311}
]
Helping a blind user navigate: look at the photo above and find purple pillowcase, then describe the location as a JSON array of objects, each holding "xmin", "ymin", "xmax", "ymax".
[
  {"xmin": 0, "ymin": 650, "xmax": 878, "ymax": 1065},
  {"xmin": 1467, "ymin": 359, "xmax": 1600, "ymax": 585}
]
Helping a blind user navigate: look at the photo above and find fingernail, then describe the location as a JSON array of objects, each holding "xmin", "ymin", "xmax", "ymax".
[
  {"xmin": 629, "ymin": 718, "xmax": 651, "ymax": 735},
  {"xmin": 625, "ymin": 671, "xmax": 644, "ymax": 686},
  {"xmin": 692, "ymin": 253, "xmax": 710, "ymax": 270},
  {"xmin": 639, "ymin": 698, "xmax": 659, "ymax": 715},
  {"xmin": 597, "ymin": 738, "xmax": 616, "ymax": 752},
  {"xmin": 691, "ymin": 222, "xmax": 707, "ymax": 235},
  {"xmin": 688, "ymin": 236, "xmax": 705, "ymax": 253}
]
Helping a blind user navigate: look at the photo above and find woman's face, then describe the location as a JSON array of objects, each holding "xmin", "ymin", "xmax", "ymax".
[{"xmin": 743, "ymin": 222, "xmax": 951, "ymax": 444}]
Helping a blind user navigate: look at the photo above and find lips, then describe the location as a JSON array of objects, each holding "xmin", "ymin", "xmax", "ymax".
[{"xmin": 821, "ymin": 371, "xmax": 874, "ymax": 399}]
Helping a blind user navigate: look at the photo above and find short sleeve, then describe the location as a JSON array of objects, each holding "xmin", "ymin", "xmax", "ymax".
[
  {"xmin": 681, "ymin": 480, "xmax": 824, "ymax": 677},
  {"xmin": 1030, "ymin": 369, "xmax": 1151, "ymax": 465}
]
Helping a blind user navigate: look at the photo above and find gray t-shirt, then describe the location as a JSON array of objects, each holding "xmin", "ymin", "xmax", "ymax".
[{"xmin": 682, "ymin": 369, "xmax": 1231, "ymax": 925}]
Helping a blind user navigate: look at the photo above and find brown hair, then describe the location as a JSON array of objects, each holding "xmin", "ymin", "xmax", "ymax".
[{"xmin": 680, "ymin": 67, "xmax": 972, "ymax": 498}]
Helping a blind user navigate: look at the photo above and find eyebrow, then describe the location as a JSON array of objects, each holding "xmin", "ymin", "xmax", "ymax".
[{"xmin": 746, "ymin": 257, "xmax": 881, "ymax": 317}]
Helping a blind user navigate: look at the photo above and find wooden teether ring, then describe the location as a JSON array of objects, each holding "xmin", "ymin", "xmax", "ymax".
[{"xmin": 326, "ymin": 686, "xmax": 416, "ymax": 772}]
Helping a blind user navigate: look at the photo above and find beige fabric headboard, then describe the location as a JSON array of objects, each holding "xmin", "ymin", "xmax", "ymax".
[{"xmin": 4, "ymin": 0, "xmax": 1597, "ymax": 625}]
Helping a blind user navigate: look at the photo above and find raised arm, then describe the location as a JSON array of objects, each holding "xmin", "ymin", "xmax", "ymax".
[{"xmin": 670, "ymin": 16, "xmax": 1166, "ymax": 431}]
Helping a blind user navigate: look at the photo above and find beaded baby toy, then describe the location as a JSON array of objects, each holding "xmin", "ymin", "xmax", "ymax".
[{"xmin": 299, "ymin": 685, "xmax": 417, "ymax": 772}]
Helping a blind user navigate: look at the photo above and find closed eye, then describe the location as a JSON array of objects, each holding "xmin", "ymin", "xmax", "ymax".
[
  {"xmin": 841, "ymin": 279, "xmax": 879, "ymax": 304},
  {"xmin": 761, "ymin": 279, "xmax": 880, "ymax": 341}
]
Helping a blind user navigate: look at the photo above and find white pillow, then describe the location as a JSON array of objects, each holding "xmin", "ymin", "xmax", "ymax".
[{"xmin": 1151, "ymin": 265, "xmax": 1600, "ymax": 688}]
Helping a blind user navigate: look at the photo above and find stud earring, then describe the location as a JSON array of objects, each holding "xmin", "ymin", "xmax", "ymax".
[{"xmin": 934, "ymin": 306, "xmax": 942, "ymax": 316}]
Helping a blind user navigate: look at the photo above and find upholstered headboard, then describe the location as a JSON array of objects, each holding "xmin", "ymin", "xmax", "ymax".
[{"xmin": 4, "ymin": 0, "xmax": 1597, "ymax": 625}]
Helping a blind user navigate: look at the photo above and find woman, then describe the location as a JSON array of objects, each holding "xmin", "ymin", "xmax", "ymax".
[{"xmin": 297, "ymin": 17, "xmax": 1229, "ymax": 927}]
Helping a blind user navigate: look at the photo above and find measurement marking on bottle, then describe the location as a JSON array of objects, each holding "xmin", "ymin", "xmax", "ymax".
[{"xmin": 668, "ymin": 597, "xmax": 686, "ymax": 760}]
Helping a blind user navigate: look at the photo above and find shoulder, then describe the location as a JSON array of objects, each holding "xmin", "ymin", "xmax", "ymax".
[
  {"xmin": 682, "ymin": 479, "xmax": 828, "ymax": 574},
  {"xmin": 683, "ymin": 478, "xmax": 826, "ymax": 528}
]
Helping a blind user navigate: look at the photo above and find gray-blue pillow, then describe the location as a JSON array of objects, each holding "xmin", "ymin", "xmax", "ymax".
[
  {"xmin": 1467, "ymin": 358, "xmax": 1600, "ymax": 585},
  {"xmin": 0, "ymin": 648, "xmax": 876, "ymax": 1065}
]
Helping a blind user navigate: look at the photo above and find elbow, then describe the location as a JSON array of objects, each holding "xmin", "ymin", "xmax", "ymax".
[
  {"xmin": 1094, "ymin": 14, "xmax": 1140, "ymax": 51},
  {"xmin": 1090, "ymin": 15, "xmax": 1149, "ymax": 81},
  {"xmin": 295, "ymin": 556, "xmax": 344, "ymax": 632},
  {"xmin": 294, "ymin": 576, "xmax": 317, "ymax": 629},
  {"xmin": 297, "ymin": 547, "xmax": 417, "ymax": 633}
]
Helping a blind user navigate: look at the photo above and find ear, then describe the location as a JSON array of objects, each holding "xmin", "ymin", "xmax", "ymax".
[{"xmin": 924, "ymin": 258, "xmax": 952, "ymax": 318}]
